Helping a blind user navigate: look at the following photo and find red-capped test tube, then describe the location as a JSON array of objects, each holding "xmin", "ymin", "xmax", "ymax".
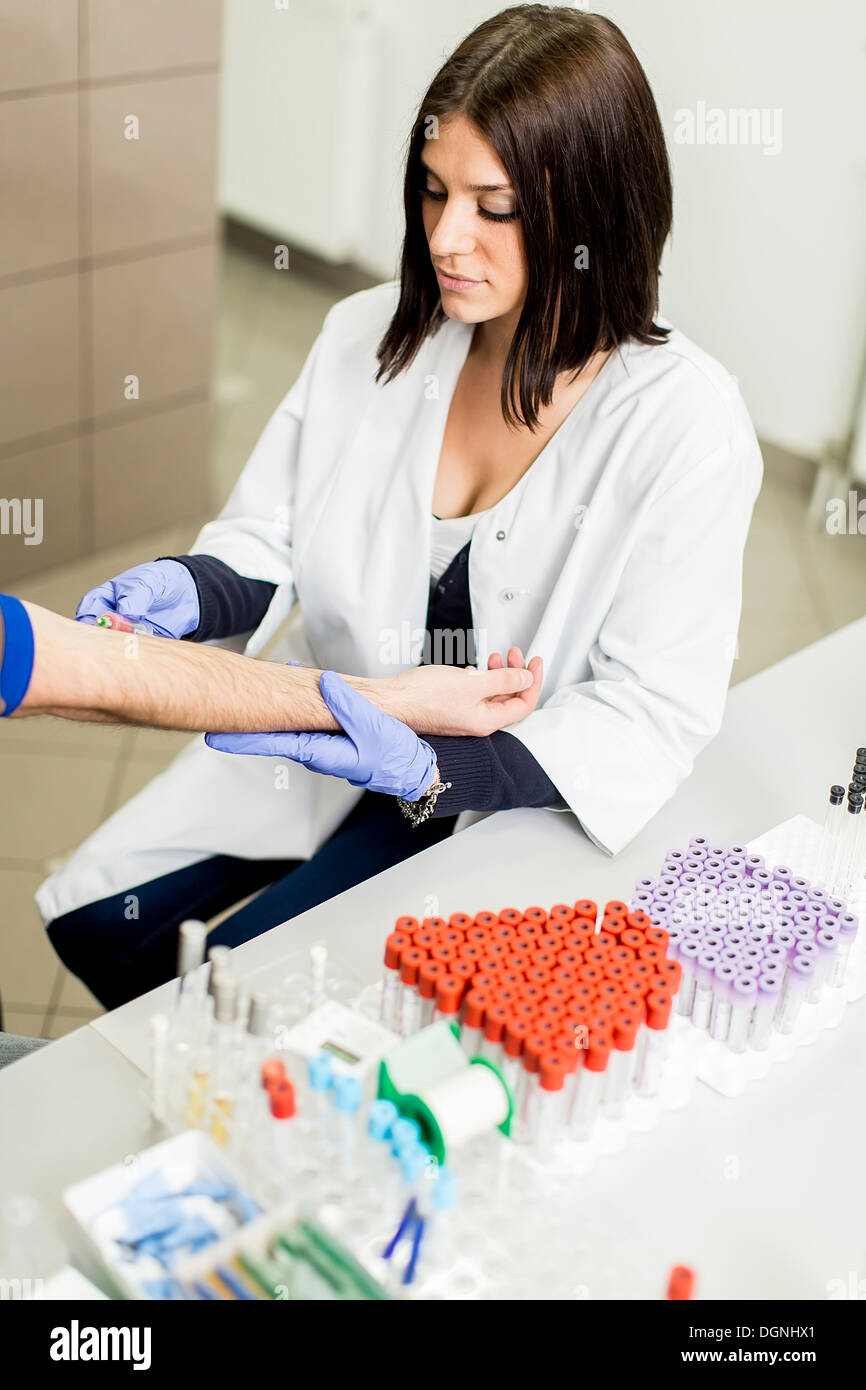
[
  {"xmin": 570, "ymin": 1028, "xmax": 611, "ymax": 1137},
  {"xmin": 381, "ymin": 930, "xmax": 408, "ymax": 1030},
  {"xmin": 636, "ymin": 992, "xmax": 672, "ymax": 1097}
]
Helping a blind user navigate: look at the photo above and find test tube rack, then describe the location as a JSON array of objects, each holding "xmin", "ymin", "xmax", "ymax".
[{"xmin": 638, "ymin": 818, "xmax": 865, "ymax": 1098}]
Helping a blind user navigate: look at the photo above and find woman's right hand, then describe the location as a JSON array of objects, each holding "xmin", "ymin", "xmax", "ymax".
[
  {"xmin": 377, "ymin": 649, "xmax": 543, "ymax": 737},
  {"xmin": 75, "ymin": 559, "xmax": 200, "ymax": 639}
]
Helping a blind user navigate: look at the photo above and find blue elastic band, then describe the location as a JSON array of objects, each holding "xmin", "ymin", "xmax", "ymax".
[{"xmin": 0, "ymin": 593, "xmax": 34, "ymax": 717}]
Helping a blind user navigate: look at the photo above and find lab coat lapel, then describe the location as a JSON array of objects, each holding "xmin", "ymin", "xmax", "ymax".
[{"xmin": 298, "ymin": 315, "xmax": 473, "ymax": 678}]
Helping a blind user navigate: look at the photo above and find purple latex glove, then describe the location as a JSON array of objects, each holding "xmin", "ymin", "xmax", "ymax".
[
  {"xmin": 75, "ymin": 559, "xmax": 199, "ymax": 639},
  {"xmin": 205, "ymin": 671, "xmax": 439, "ymax": 801}
]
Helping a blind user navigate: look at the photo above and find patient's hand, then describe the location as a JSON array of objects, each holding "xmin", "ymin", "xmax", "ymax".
[{"xmin": 378, "ymin": 649, "xmax": 542, "ymax": 737}]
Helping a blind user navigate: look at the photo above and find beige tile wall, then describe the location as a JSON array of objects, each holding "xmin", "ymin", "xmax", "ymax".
[{"xmin": 0, "ymin": 0, "xmax": 222, "ymax": 583}]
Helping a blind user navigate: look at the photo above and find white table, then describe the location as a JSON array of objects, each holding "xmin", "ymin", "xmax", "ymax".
[{"xmin": 3, "ymin": 618, "xmax": 865, "ymax": 1297}]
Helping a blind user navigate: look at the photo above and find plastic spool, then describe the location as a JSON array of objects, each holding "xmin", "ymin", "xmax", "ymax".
[{"xmin": 413, "ymin": 1061, "xmax": 511, "ymax": 1155}]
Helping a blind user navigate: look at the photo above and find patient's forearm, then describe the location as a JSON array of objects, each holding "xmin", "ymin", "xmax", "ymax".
[
  {"xmin": 9, "ymin": 600, "xmax": 537, "ymax": 738},
  {"xmin": 17, "ymin": 602, "xmax": 362, "ymax": 732}
]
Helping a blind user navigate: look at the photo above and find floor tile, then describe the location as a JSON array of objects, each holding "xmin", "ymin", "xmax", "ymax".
[
  {"xmin": 2, "ymin": 1006, "xmax": 50, "ymax": 1040},
  {"xmin": 0, "ymin": 748, "xmax": 119, "ymax": 863},
  {"xmin": 0, "ymin": 865, "xmax": 63, "ymax": 1009}
]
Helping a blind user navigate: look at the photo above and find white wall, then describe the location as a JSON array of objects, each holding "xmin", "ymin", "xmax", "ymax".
[{"xmin": 219, "ymin": 0, "xmax": 866, "ymax": 465}]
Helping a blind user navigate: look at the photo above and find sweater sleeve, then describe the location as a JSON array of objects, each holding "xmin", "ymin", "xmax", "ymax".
[
  {"xmin": 423, "ymin": 730, "xmax": 566, "ymax": 815},
  {"xmin": 162, "ymin": 554, "xmax": 276, "ymax": 642}
]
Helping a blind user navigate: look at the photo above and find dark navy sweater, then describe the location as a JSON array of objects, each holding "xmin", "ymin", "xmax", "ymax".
[{"xmin": 167, "ymin": 549, "xmax": 564, "ymax": 817}]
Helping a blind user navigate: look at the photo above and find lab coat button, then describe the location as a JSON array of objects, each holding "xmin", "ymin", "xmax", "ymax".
[
  {"xmin": 502, "ymin": 589, "xmax": 515, "ymax": 601},
  {"xmin": 495, "ymin": 529, "xmax": 506, "ymax": 541}
]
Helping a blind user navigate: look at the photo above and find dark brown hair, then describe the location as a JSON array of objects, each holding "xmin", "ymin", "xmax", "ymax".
[{"xmin": 376, "ymin": 5, "xmax": 673, "ymax": 430}]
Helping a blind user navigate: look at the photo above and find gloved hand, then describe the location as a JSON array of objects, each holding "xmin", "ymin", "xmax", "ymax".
[
  {"xmin": 76, "ymin": 560, "xmax": 199, "ymax": 639},
  {"xmin": 205, "ymin": 671, "xmax": 439, "ymax": 801}
]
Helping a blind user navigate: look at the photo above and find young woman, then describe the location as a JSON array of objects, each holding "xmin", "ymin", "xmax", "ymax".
[{"xmin": 40, "ymin": 6, "xmax": 761, "ymax": 1008}]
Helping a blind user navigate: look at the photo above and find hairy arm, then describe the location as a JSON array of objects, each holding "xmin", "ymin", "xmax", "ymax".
[{"xmin": 7, "ymin": 600, "xmax": 539, "ymax": 737}]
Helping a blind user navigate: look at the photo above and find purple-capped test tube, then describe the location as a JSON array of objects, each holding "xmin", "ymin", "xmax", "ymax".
[
  {"xmin": 728, "ymin": 975, "xmax": 757, "ymax": 1052},
  {"xmin": 772, "ymin": 864, "xmax": 792, "ymax": 883},
  {"xmin": 692, "ymin": 948, "xmax": 720, "ymax": 1029},
  {"xmin": 812, "ymin": 929, "xmax": 839, "ymax": 999},
  {"xmin": 677, "ymin": 938, "xmax": 701, "ymax": 1015},
  {"xmin": 763, "ymin": 942, "xmax": 787, "ymax": 973},
  {"xmin": 830, "ymin": 912, "xmax": 858, "ymax": 989},
  {"xmin": 776, "ymin": 954, "xmax": 815, "ymax": 1034},
  {"xmin": 709, "ymin": 962, "xmax": 737, "ymax": 1042},
  {"xmin": 749, "ymin": 972, "xmax": 783, "ymax": 1049}
]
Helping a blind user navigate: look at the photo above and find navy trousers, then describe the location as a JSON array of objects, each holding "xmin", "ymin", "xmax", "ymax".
[{"xmin": 47, "ymin": 792, "xmax": 457, "ymax": 1011}]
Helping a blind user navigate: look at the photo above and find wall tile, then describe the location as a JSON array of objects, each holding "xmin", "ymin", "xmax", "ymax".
[
  {"xmin": 84, "ymin": 0, "xmax": 222, "ymax": 80},
  {"xmin": 0, "ymin": 0, "xmax": 77, "ymax": 96},
  {"xmin": 0, "ymin": 274, "xmax": 78, "ymax": 445},
  {"xmin": 0, "ymin": 436, "xmax": 82, "ymax": 582},
  {"xmin": 89, "ymin": 242, "xmax": 216, "ymax": 420},
  {"xmin": 0, "ymin": 90, "xmax": 78, "ymax": 278},
  {"xmin": 87, "ymin": 72, "xmax": 219, "ymax": 257},
  {"xmin": 91, "ymin": 398, "xmax": 212, "ymax": 548}
]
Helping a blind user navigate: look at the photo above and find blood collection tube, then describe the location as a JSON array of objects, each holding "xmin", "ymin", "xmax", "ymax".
[
  {"xmin": 307, "ymin": 1053, "xmax": 334, "ymax": 1134},
  {"xmin": 448, "ymin": 912, "xmax": 473, "ymax": 931},
  {"xmin": 603, "ymin": 1015, "xmax": 638, "ymax": 1118},
  {"xmin": 829, "ymin": 912, "xmax": 859, "ymax": 988},
  {"xmin": 502, "ymin": 1016, "xmax": 529, "ymax": 1100},
  {"xmin": 749, "ymin": 971, "xmax": 783, "ymax": 1049},
  {"xmin": 727, "ymin": 974, "xmax": 756, "ymax": 1052},
  {"xmin": 708, "ymin": 963, "xmax": 736, "ymax": 1042},
  {"xmin": 513, "ymin": 1032, "xmax": 546, "ymax": 1141},
  {"xmin": 631, "ymin": 992, "xmax": 669, "ymax": 1098},
  {"xmin": 691, "ymin": 948, "xmax": 720, "ymax": 1029},
  {"xmin": 399, "ymin": 948, "xmax": 425, "ymax": 1036},
  {"xmin": 667, "ymin": 1266, "xmax": 695, "ymax": 1300},
  {"xmin": 775, "ymin": 954, "xmax": 815, "ymax": 1034},
  {"xmin": 570, "ymin": 1029, "xmax": 611, "ymax": 1136},
  {"xmin": 479, "ymin": 1004, "xmax": 507, "ymax": 1068},
  {"xmin": 839, "ymin": 792, "xmax": 864, "ymax": 900},
  {"xmin": 381, "ymin": 932, "xmax": 408, "ymax": 1030},
  {"xmin": 332, "ymin": 1075, "xmax": 362, "ymax": 1176},
  {"xmin": 433, "ymin": 974, "xmax": 463, "ymax": 1025},
  {"xmin": 417, "ymin": 959, "xmax": 443, "ymax": 1027},
  {"xmin": 530, "ymin": 1052, "xmax": 569, "ymax": 1150},
  {"xmin": 269, "ymin": 1080, "xmax": 297, "ymax": 1171},
  {"xmin": 460, "ymin": 988, "xmax": 487, "ymax": 1057}
]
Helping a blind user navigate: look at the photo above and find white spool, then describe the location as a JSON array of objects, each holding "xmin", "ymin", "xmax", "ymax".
[{"xmin": 419, "ymin": 1063, "xmax": 510, "ymax": 1150}]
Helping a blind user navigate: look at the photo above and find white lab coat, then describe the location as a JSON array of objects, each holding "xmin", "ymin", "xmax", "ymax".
[{"xmin": 37, "ymin": 282, "xmax": 762, "ymax": 923}]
